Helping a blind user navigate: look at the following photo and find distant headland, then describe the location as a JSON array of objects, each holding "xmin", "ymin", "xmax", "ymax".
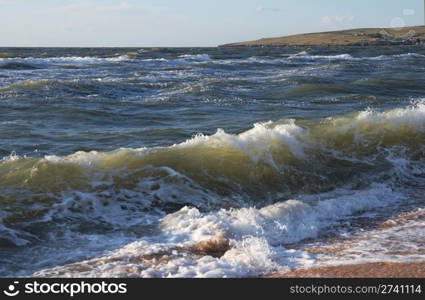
[{"xmin": 220, "ymin": 26, "xmax": 425, "ymax": 47}]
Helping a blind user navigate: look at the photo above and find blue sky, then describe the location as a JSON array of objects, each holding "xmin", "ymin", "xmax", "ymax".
[{"xmin": 0, "ymin": 0, "xmax": 423, "ymax": 47}]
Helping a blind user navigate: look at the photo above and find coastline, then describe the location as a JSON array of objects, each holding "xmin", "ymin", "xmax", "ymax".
[
  {"xmin": 267, "ymin": 262, "xmax": 425, "ymax": 278},
  {"xmin": 268, "ymin": 208, "xmax": 425, "ymax": 278},
  {"xmin": 220, "ymin": 26, "xmax": 425, "ymax": 47}
]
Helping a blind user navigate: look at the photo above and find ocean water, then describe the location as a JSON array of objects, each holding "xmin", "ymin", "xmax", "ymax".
[{"xmin": 0, "ymin": 46, "xmax": 424, "ymax": 277}]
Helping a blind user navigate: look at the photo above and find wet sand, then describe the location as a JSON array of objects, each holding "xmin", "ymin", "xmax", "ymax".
[
  {"xmin": 268, "ymin": 262, "xmax": 425, "ymax": 278},
  {"xmin": 268, "ymin": 208, "xmax": 425, "ymax": 278}
]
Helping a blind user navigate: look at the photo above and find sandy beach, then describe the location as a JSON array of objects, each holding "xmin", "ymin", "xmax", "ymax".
[{"xmin": 268, "ymin": 262, "xmax": 425, "ymax": 278}]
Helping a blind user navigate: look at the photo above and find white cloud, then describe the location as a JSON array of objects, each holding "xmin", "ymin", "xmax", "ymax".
[
  {"xmin": 321, "ymin": 16, "xmax": 333, "ymax": 25},
  {"xmin": 57, "ymin": 2, "xmax": 131, "ymax": 12},
  {"xmin": 97, "ymin": 2, "xmax": 131, "ymax": 11},
  {"xmin": 322, "ymin": 15, "xmax": 354, "ymax": 25},
  {"xmin": 335, "ymin": 15, "xmax": 354, "ymax": 23},
  {"xmin": 60, "ymin": 2, "xmax": 91, "ymax": 11},
  {"xmin": 403, "ymin": 9, "xmax": 415, "ymax": 16},
  {"xmin": 390, "ymin": 17, "xmax": 406, "ymax": 28},
  {"xmin": 256, "ymin": 6, "xmax": 280, "ymax": 13}
]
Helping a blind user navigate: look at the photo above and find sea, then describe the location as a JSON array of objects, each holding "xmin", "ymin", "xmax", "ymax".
[{"xmin": 0, "ymin": 46, "xmax": 424, "ymax": 277}]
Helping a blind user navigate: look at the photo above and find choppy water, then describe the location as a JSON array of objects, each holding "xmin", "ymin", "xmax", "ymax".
[{"xmin": 0, "ymin": 46, "xmax": 424, "ymax": 277}]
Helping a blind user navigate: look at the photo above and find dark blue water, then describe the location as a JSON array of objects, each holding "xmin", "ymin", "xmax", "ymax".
[{"xmin": 1, "ymin": 46, "xmax": 424, "ymax": 157}]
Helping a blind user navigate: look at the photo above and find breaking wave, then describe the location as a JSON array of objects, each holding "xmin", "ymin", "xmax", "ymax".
[{"xmin": 1, "ymin": 102, "xmax": 424, "ymax": 250}]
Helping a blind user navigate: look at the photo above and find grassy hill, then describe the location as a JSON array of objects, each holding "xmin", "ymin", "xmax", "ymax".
[{"xmin": 221, "ymin": 26, "xmax": 425, "ymax": 47}]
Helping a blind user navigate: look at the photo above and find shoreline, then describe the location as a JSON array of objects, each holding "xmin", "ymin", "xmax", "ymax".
[
  {"xmin": 220, "ymin": 26, "xmax": 425, "ymax": 47},
  {"xmin": 268, "ymin": 208, "xmax": 425, "ymax": 278},
  {"xmin": 267, "ymin": 262, "xmax": 425, "ymax": 278}
]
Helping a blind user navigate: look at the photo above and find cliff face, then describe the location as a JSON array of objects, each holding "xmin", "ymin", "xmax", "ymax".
[{"xmin": 220, "ymin": 26, "xmax": 425, "ymax": 47}]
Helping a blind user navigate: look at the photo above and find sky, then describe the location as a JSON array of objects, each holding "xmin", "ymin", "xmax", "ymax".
[{"xmin": 0, "ymin": 0, "xmax": 424, "ymax": 47}]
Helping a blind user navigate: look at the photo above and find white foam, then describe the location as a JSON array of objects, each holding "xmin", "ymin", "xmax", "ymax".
[
  {"xmin": 33, "ymin": 183, "xmax": 405, "ymax": 277},
  {"xmin": 141, "ymin": 58, "xmax": 167, "ymax": 62},
  {"xmin": 215, "ymin": 52, "xmax": 425, "ymax": 65},
  {"xmin": 355, "ymin": 100, "xmax": 425, "ymax": 129},
  {"xmin": 313, "ymin": 208, "xmax": 425, "ymax": 266},
  {"xmin": 289, "ymin": 51, "xmax": 309, "ymax": 57},
  {"xmin": 0, "ymin": 55, "xmax": 132, "ymax": 65},
  {"xmin": 45, "ymin": 151, "xmax": 104, "ymax": 167},
  {"xmin": 41, "ymin": 121, "xmax": 307, "ymax": 169},
  {"xmin": 4, "ymin": 52, "xmax": 420, "ymax": 68},
  {"xmin": 369, "ymin": 52, "xmax": 425, "ymax": 61},
  {"xmin": 139, "ymin": 54, "xmax": 212, "ymax": 66},
  {"xmin": 178, "ymin": 54, "xmax": 212, "ymax": 62},
  {"xmin": 1, "ymin": 151, "xmax": 22, "ymax": 162},
  {"xmin": 288, "ymin": 52, "xmax": 425, "ymax": 62},
  {"xmin": 176, "ymin": 121, "xmax": 306, "ymax": 164},
  {"xmin": 29, "ymin": 101, "xmax": 425, "ymax": 178},
  {"xmin": 160, "ymin": 183, "xmax": 404, "ymax": 245},
  {"xmin": 43, "ymin": 147, "xmax": 146, "ymax": 167},
  {"xmin": 290, "ymin": 53, "xmax": 355, "ymax": 61},
  {"xmin": 117, "ymin": 52, "xmax": 425, "ymax": 66}
]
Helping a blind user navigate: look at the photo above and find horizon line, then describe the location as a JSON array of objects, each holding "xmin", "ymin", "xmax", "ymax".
[{"xmin": 2, "ymin": 25, "xmax": 424, "ymax": 49}]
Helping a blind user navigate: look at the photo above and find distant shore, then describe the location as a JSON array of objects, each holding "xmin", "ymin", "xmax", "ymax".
[{"xmin": 220, "ymin": 26, "xmax": 425, "ymax": 47}]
